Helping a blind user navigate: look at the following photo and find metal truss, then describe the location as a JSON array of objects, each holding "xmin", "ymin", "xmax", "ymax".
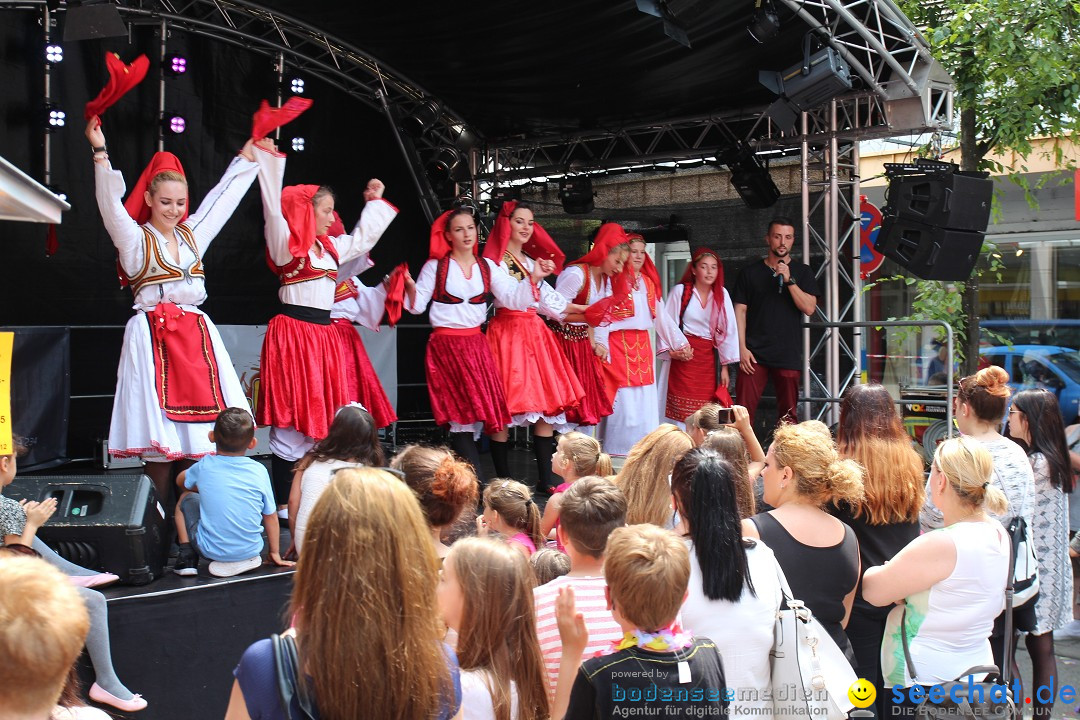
[
  {"xmin": 473, "ymin": 90, "xmax": 950, "ymax": 192},
  {"xmin": 801, "ymin": 102, "xmax": 863, "ymax": 425}
]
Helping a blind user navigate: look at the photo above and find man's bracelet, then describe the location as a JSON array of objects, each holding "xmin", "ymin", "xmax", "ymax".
[{"xmin": 92, "ymin": 144, "xmax": 107, "ymax": 154}]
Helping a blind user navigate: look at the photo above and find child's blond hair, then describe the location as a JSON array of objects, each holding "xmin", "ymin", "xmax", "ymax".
[{"xmin": 603, "ymin": 525, "xmax": 690, "ymax": 632}]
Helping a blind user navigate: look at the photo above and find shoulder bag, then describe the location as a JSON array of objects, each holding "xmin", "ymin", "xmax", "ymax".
[
  {"xmin": 272, "ymin": 633, "xmax": 319, "ymax": 720},
  {"xmin": 768, "ymin": 561, "xmax": 857, "ymax": 720}
]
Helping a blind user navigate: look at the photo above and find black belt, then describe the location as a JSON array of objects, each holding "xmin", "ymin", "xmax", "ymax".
[{"xmin": 278, "ymin": 304, "xmax": 332, "ymax": 325}]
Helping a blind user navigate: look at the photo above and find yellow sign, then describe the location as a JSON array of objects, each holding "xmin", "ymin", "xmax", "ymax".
[
  {"xmin": 0, "ymin": 332, "xmax": 11, "ymax": 455},
  {"xmin": 848, "ymin": 678, "xmax": 877, "ymax": 709}
]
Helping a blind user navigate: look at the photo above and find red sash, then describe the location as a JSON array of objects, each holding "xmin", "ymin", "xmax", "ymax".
[{"xmin": 147, "ymin": 304, "xmax": 226, "ymax": 423}]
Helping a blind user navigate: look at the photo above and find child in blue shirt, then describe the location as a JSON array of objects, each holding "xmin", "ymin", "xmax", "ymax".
[{"xmin": 173, "ymin": 407, "xmax": 293, "ymax": 578}]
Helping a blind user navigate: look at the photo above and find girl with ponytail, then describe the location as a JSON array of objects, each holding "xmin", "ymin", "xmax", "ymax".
[
  {"xmin": 743, "ymin": 422, "xmax": 865, "ymax": 659},
  {"xmin": 479, "ymin": 480, "xmax": 545, "ymax": 558},
  {"xmin": 863, "ymin": 437, "xmax": 1011, "ymax": 715},
  {"xmin": 540, "ymin": 432, "xmax": 613, "ymax": 550}
]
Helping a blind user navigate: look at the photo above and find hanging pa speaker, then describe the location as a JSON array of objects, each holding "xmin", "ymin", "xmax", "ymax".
[
  {"xmin": 888, "ymin": 172, "xmax": 993, "ymax": 232},
  {"xmin": 873, "ymin": 215, "xmax": 984, "ymax": 281}
]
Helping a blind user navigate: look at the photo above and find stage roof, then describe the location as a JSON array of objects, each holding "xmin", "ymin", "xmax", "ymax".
[{"xmin": 262, "ymin": 0, "xmax": 861, "ymax": 140}]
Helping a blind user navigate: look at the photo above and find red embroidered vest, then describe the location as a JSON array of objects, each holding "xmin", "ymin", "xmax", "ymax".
[
  {"xmin": 432, "ymin": 256, "xmax": 493, "ymax": 305},
  {"xmin": 272, "ymin": 238, "xmax": 341, "ymax": 287}
]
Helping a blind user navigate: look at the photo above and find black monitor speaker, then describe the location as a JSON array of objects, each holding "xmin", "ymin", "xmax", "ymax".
[
  {"xmin": 888, "ymin": 172, "xmax": 992, "ymax": 231},
  {"xmin": 5, "ymin": 475, "xmax": 168, "ymax": 585}
]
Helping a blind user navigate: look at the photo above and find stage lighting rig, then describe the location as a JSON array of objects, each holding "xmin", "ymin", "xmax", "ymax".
[
  {"xmin": 161, "ymin": 114, "xmax": 186, "ymax": 134},
  {"xmin": 164, "ymin": 54, "xmax": 187, "ymax": 76},
  {"xmin": 45, "ymin": 103, "xmax": 66, "ymax": 131},
  {"xmin": 45, "ymin": 44, "xmax": 63, "ymax": 64},
  {"xmin": 290, "ymin": 78, "xmax": 305, "ymax": 94},
  {"xmin": 746, "ymin": 1, "xmax": 779, "ymax": 43},
  {"xmin": 291, "ymin": 137, "xmax": 305, "ymax": 152}
]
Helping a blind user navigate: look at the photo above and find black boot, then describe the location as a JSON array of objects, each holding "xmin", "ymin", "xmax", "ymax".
[
  {"xmin": 533, "ymin": 434, "xmax": 556, "ymax": 493},
  {"xmin": 490, "ymin": 439, "xmax": 511, "ymax": 479},
  {"xmin": 270, "ymin": 454, "xmax": 295, "ymax": 507},
  {"xmin": 449, "ymin": 432, "xmax": 485, "ymax": 486}
]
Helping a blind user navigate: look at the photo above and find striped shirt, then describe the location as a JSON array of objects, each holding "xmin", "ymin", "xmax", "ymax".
[{"xmin": 534, "ymin": 575, "xmax": 623, "ymax": 698}]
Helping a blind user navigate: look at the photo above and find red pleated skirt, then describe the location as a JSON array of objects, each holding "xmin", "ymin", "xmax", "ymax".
[
  {"xmin": 426, "ymin": 328, "xmax": 511, "ymax": 434},
  {"xmin": 257, "ymin": 314, "xmax": 349, "ymax": 441},
  {"xmin": 550, "ymin": 322, "xmax": 613, "ymax": 427},
  {"xmin": 487, "ymin": 309, "xmax": 584, "ymax": 420},
  {"xmin": 666, "ymin": 334, "xmax": 717, "ymax": 421},
  {"xmin": 329, "ymin": 318, "xmax": 397, "ymax": 429}
]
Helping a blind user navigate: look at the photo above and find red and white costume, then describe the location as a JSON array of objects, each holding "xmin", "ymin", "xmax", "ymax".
[
  {"xmin": 407, "ymin": 212, "xmax": 545, "ymax": 439},
  {"xmin": 253, "ymin": 148, "xmax": 398, "ymax": 460},
  {"xmin": 550, "ymin": 224, "xmax": 630, "ymax": 430},
  {"xmin": 595, "ymin": 243, "xmax": 687, "ymax": 455},
  {"xmin": 93, "ymin": 152, "xmax": 258, "ymax": 460},
  {"xmin": 657, "ymin": 249, "xmax": 739, "ymax": 427},
  {"xmin": 482, "ymin": 202, "xmax": 582, "ymax": 428}
]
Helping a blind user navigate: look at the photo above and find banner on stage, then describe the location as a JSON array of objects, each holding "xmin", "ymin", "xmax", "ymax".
[{"xmin": 0, "ymin": 332, "xmax": 12, "ymax": 455}]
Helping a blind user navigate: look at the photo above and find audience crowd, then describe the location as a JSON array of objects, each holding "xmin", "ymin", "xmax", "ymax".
[{"xmin": 4, "ymin": 369, "xmax": 1078, "ymax": 720}]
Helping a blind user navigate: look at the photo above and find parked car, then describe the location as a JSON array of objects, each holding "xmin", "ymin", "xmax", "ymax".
[
  {"xmin": 980, "ymin": 345, "xmax": 1080, "ymax": 423},
  {"xmin": 980, "ymin": 319, "xmax": 1080, "ymax": 352}
]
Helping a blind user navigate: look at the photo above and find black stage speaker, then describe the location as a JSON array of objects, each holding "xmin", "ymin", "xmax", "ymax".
[
  {"xmin": 888, "ymin": 172, "xmax": 992, "ymax": 231},
  {"xmin": 874, "ymin": 159, "xmax": 993, "ymax": 281},
  {"xmin": 873, "ymin": 217, "xmax": 985, "ymax": 281},
  {"xmin": 6, "ymin": 475, "xmax": 168, "ymax": 585}
]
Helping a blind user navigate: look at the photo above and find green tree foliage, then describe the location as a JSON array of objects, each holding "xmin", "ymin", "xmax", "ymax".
[{"xmin": 886, "ymin": 0, "xmax": 1080, "ymax": 372}]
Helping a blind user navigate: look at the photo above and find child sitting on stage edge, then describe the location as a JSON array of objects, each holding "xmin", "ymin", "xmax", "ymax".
[{"xmin": 173, "ymin": 408, "xmax": 294, "ymax": 578}]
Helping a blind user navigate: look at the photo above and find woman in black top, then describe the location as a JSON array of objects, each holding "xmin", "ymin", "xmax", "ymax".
[
  {"xmin": 742, "ymin": 421, "xmax": 864, "ymax": 660},
  {"xmin": 831, "ymin": 384, "xmax": 925, "ymax": 718}
]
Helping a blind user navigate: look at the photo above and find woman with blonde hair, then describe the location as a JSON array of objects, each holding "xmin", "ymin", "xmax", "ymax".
[
  {"xmin": 616, "ymin": 424, "xmax": 694, "ymax": 528},
  {"xmin": 863, "ymin": 438, "xmax": 1010, "ymax": 717},
  {"xmin": 227, "ymin": 469, "xmax": 462, "ymax": 720},
  {"xmin": 828, "ymin": 383, "xmax": 925, "ymax": 717},
  {"xmin": 438, "ymin": 538, "xmax": 549, "ymax": 720},
  {"xmin": 540, "ymin": 432, "xmax": 613, "ymax": 547},
  {"xmin": 743, "ymin": 421, "xmax": 865, "ymax": 658},
  {"xmin": 922, "ymin": 366, "xmax": 1034, "ymax": 683},
  {"xmin": 391, "ymin": 445, "xmax": 479, "ymax": 559}
]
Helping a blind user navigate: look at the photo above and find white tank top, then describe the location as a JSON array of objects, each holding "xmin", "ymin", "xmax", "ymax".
[{"xmin": 881, "ymin": 519, "xmax": 1010, "ymax": 687}]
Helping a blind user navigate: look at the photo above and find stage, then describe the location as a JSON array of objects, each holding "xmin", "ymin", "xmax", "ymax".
[{"xmin": 83, "ymin": 539, "xmax": 294, "ymax": 719}]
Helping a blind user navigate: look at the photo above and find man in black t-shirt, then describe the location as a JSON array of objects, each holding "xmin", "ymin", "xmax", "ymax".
[{"xmin": 731, "ymin": 217, "xmax": 819, "ymax": 426}]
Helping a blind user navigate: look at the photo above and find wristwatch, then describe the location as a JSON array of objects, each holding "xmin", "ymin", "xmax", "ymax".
[{"xmin": 784, "ymin": 279, "xmax": 796, "ymax": 287}]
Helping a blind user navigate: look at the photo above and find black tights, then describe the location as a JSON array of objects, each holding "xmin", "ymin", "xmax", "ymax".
[
  {"xmin": 1025, "ymin": 631, "xmax": 1057, "ymax": 718},
  {"xmin": 449, "ymin": 433, "xmax": 484, "ymax": 486}
]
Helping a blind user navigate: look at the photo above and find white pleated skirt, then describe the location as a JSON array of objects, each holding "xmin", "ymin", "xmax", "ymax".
[
  {"xmin": 599, "ymin": 384, "xmax": 659, "ymax": 456},
  {"xmin": 108, "ymin": 306, "xmax": 248, "ymax": 462}
]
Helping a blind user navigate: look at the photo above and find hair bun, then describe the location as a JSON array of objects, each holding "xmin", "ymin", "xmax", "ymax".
[
  {"xmin": 430, "ymin": 456, "xmax": 478, "ymax": 506},
  {"xmin": 975, "ymin": 365, "xmax": 1011, "ymax": 397}
]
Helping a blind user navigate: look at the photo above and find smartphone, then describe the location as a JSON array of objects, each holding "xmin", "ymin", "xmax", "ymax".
[{"xmin": 716, "ymin": 407, "xmax": 734, "ymax": 424}]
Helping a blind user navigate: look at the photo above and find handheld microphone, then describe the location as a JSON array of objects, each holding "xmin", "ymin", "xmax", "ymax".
[{"xmin": 775, "ymin": 258, "xmax": 787, "ymax": 293}]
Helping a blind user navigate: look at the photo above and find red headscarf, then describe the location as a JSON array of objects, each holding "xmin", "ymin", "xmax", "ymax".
[
  {"xmin": 123, "ymin": 152, "xmax": 188, "ymax": 225},
  {"xmin": 626, "ymin": 233, "xmax": 662, "ymax": 294},
  {"xmin": 429, "ymin": 209, "xmax": 480, "ymax": 261},
  {"xmin": 384, "ymin": 262, "xmax": 409, "ymax": 327},
  {"xmin": 327, "ymin": 210, "xmax": 346, "ymax": 238},
  {"xmin": 679, "ymin": 247, "xmax": 728, "ymax": 337},
  {"xmin": 251, "ymin": 97, "xmax": 313, "ymax": 140},
  {"xmin": 85, "ymin": 52, "xmax": 149, "ymax": 123},
  {"xmin": 281, "ymin": 184, "xmax": 336, "ymax": 260},
  {"xmin": 569, "ymin": 223, "xmax": 629, "ymax": 267},
  {"xmin": 482, "ymin": 201, "xmax": 565, "ymax": 272}
]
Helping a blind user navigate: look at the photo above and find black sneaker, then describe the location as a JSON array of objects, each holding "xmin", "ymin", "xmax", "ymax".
[{"xmin": 173, "ymin": 546, "xmax": 199, "ymax": 576}]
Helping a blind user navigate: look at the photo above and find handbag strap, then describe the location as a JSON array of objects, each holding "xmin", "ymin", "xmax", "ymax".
[
  {"xmin": 899, "ymin": 521, "xmax": 1015, "ymax": 688},
  {"xmin": 1000, "ymin": 520, "xmax": 1017, "ymax": 690},
  {"xmin": 271, "ymin": 633, "xmax": 319, "ymax": 720}
]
